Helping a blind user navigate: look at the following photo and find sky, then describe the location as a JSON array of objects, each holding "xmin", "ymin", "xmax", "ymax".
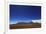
[{"xmin": 10, "ymin": 5, "xmax": 41, "ymax": 24}]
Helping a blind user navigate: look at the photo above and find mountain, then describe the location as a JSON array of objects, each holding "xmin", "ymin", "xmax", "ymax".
[{"xmin": 16, "ymin": 22, "xmax": 33, "ymax": 24}]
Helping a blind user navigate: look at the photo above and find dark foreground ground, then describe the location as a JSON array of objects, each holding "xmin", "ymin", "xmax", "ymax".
[{"xmin": 10, "ymin": 23, "xmax": 41, "ymax": 29}]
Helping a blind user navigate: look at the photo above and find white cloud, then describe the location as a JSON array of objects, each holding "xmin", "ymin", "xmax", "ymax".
[
  {"xmin": 10, "ymin": 21, "xmax": 18, "ymax": 24},
  {"xmin": 10, "ymin": 19, "xmax": 41, "ymax": 24},
  {"xmin": 10, "ymin": 20, "xmax": 32, "ymax": 24},
  {"xmin": 32, "ymin": 19, "xmax": 41, "ymax": 23}
]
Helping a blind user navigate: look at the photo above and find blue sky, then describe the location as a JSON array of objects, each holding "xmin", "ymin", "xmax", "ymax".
[{"xmin": 10, "ymin": 5, "xmax": 41, "ymax": 24}]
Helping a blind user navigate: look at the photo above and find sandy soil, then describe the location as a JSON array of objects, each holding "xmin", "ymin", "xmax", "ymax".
[{"xmin": 10, "ymin": 23, "xmax": 41, "ymax": 29}]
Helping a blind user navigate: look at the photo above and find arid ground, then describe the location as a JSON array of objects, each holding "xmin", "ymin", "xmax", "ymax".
[{"xmin": 10, "ymin": 23, "xmax": 41, "ymax": 29}]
